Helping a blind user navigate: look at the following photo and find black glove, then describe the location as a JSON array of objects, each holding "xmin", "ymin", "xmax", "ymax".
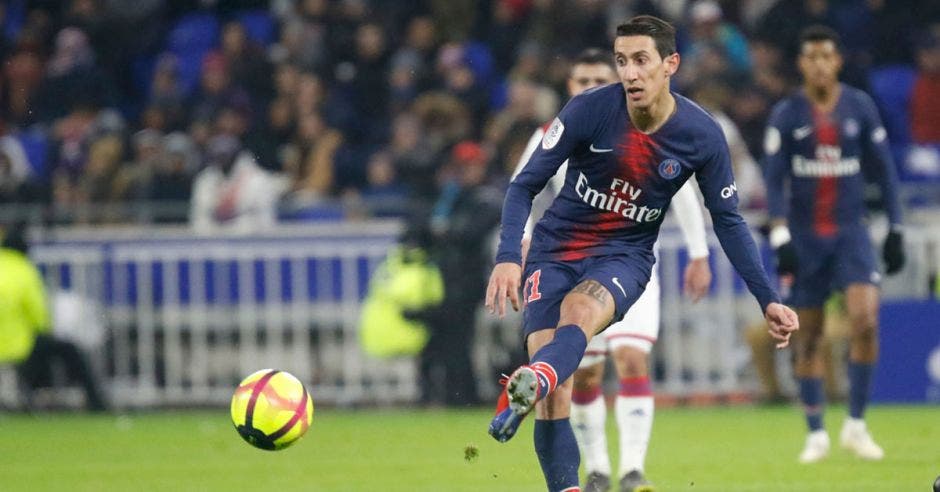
[
  {"xmin": 774, "ymin": 241, "xmax": 799, "ymax": 277},
  {"xmin": 882, "ymin": 229, "xmax": 905, "ymax": 275}
]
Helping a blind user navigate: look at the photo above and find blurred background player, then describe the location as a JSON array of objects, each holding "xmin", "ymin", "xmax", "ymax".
[
  {"xmin": 763, "ymin": 25, "xmax": 906, "ymax": 463},
  {"xmin": 511, "ymin": 48, "xmax": 713, "ymax": 492},
  {"xmin": 486, "ymin": 16, "xmax": 798, "ymax": 492},
  {"xmin": 0, "ymin": 223, "xmax": 107, "ymax": 411}
]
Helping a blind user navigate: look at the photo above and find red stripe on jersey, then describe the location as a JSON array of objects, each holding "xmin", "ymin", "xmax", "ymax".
[
  {"xmin": 812, "ymin": 108, "xmax": 839, "ymax": 237},
  {"xmin": 618, "ymin": 128, "xmax": 657, "ymax": 186}
]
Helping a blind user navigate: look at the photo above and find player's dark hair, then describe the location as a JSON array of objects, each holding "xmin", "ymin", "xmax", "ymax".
[
  {"xmin": 615, "ymin": 15, "xmax": 677, "ymax": 58},
  {"xmin": 799, "ymin": 25, "xmax": 842, "ymax": 52},
  {"xmin": 572, "ymin": 48, "xmax": 615, "ymax": 71}
]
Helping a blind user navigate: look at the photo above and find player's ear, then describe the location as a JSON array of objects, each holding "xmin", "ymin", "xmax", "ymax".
[{"xmin": 664, "ymin": 52, "xmax": 679, "ymax": 77}]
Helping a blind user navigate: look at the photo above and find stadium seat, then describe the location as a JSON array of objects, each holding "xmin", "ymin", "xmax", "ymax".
[{"xmin": 237, "ymin": 9, "xmax": 276, "ymax": 46}]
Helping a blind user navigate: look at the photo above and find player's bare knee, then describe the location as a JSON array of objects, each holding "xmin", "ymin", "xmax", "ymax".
[
  {"xmin": 613, "ymin": 346, "xmax": 649, "ymax": 378},
  {"xmin": 794, "ymin": 334, "xmax": 823, "ymax": 362},
  {"xmin": 558, "ymin": 298, "xmax": 604, "ymax": 335},
  {"xmin": 847, "ymin": 311, "xmax": 878, "ymax": 336}
]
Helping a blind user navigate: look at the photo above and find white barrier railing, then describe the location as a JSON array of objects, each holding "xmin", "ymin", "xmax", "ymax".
[{"xmin": 1, "ymin": 220, "xmax": 937, "ymax": 408}]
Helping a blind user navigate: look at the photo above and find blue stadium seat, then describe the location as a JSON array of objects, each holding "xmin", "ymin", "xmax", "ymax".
[{"xmin": 237, "ymin": 9, "xmax": 276, "ymax": 46}]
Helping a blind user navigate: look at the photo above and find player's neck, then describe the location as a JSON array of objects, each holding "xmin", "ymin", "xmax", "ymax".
[
  {"xmin": 628, "ymin": 91, "xmax": 676, "ymax": 134},
  {"xmin": 804, "ymin": 83, "xmax": 841, "ymax": 112}
]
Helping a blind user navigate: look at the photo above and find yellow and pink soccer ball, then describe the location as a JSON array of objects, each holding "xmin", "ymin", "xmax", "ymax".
[{"xmin": 230, "ymin": 369, "xmax": 314, "ymax": 450}]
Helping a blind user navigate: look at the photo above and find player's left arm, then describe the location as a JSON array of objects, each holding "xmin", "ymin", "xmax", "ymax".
[
  {"xmin": 669, "ymin": 180, "xmax": 711, "ymax": 301},
  {"xmin": 695, "ymin": 133, "xmax": 798, "ymax": 346},
  {"xmin": 858, "ymin": 91, "xmax": 905, "ymax": 274}
]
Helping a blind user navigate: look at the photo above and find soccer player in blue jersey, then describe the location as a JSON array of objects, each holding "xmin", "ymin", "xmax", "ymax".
[
  {"xmin": 512, "ymin": 48, "xmax": 712, "ymax": 492},
  {"xmin": 484, "ymin": 15, "xmax": 799, "ymax": 492},
  {"xmin": 763, "ymin": 25, "xmax": 905, "ymax": 464}
]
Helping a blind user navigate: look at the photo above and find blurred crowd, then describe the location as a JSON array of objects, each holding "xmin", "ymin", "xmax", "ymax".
[{"xmin": 1, "ymin": 0, "xmax": 939, "ymax": 228}]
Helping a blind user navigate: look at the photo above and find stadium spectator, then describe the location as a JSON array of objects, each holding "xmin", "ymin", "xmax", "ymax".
[
  {"xmin": 0, "ymin": 133, "xmax": 34, "ymax": 203},
  {"xmin": 911, "ymin": 27, "xmax": 940, "ymax": 144},
  {"xmin": 220, "ymin": 20, "xmax": 272, "ymax": 104},
  {"xmin": 387, "ymin": 111, "xmax": 438, "ymax": 211},
  {"xmin": 0, "ymin": 222, "xmax": 108, "ymax": 411},
  {"xmin": 188, "ymin": 51, "xmax": 251, "ymax": 131},
  {"xmin": 190, "ymin": 133, "xmax": 287, "ymax": 233},
  {"xmin": 282, "ymin": 111, "xmax": 341, "ymax": 208},
  {"xmin": 356, "ymin": 150, "xmax": 407, "ymax": 218},
  {"xmin": 412, "ymin": 140, "xmax": 503, "ymax": 406},
  {"xmin": 33, "ymin": 27, "xmax": 116, "ymax": 124},
  {"xmin": 146, "ymin": 53, "xmax": 187, "ymax": 132},
  {"xmin": 1, "ymin": 47, "xmax": 43, "ymax": 126},
  {"xmin": 678, "ymin": 0, "xmax": 752, "ymax": 88}
]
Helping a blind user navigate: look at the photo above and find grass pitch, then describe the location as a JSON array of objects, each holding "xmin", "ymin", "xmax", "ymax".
[{"xmin": 1, "ymin": 404, "xmax": 937, "ymax": 491}]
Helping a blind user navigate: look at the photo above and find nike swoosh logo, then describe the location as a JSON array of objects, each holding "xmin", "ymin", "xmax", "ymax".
[
  {"xmin": 793, "ymin": 126, "xmax": 812, "ymax": 140},
  {"xmin": 589, "ymin": 144, "xmax": 614, "ymax": 153},
  {"xmin": 611, "ymin": 277, "xmax": 626, "ymax": 297}
]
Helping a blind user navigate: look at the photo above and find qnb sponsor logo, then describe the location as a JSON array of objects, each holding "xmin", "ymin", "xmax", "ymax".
[
  {"xmin": 792, "ymin": 145, "xmax": 860, "ymax": 177},
  {"xmin": 574, "ymin": 172, "xmax": 662, "ymax": 222},
  {"xmin": 720, "ymin": 182, "xmax": 737, "ymax": 199}
]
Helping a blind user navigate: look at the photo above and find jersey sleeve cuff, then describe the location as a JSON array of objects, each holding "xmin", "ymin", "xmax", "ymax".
[{"xmin": 494, "ymin": 252, "xmax": 522, "ymax": 265}]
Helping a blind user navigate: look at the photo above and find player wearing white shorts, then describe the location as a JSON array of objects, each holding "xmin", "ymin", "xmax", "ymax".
[{"xmin": 512, "ymin": 48, "xmax": 712, "ymax": 492}]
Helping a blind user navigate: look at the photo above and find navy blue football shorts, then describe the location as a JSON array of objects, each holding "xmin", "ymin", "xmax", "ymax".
[
  {"xmin": 520, "ymin": 252, "xmax": 655, "ymax": 339},
  {"xmin": 789, "ymin": 226, "xmax": 879, "ymax": 308}
]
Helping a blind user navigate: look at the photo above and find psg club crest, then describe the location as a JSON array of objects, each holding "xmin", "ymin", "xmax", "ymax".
[{"xmin": 658, "ymin": 159, "xmax": 681, "ymax": 179}]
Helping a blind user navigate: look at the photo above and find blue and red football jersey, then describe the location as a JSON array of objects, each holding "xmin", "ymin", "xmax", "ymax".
[
  {"xmin": 763, "ymin": 83, "xmax": 902, "ymax": 237},
  {"xmin": 496, "ymin": 83, "xmax": 778, "ymax": 311}
]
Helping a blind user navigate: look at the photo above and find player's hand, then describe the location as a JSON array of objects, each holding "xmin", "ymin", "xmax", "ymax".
[
  {"xmin": 683, "ymin": 257, "xmax": 711, "ymax": 303},
  {"xmin": 882, "ymin": 229, "xmax": 905, "ymax": 275},
  {"xmin": 485, "ymin": 262, "xmax": 522, "ymax": 318},
  {"xmin": 764, "ymin": 302, "xmax": 799, "ymax": 349},
  {"xmin": 774, "ymin": 241, "xmax": 798, "ymax": 278}
]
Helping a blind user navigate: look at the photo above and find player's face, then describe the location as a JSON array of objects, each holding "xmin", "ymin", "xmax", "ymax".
[
  {"xmin": 567, "ymin": 63, "xmax": 617, "ymax": 97},
  {"xmin": 614, "ymin": 35, "xmax": 679, "ymax": 109},
  {"xmin": 798, "ymin": 40, "xmax": 842, "ymax": 89}
]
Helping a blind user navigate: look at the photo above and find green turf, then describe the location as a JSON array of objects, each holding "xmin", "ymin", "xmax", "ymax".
[{"xmin": 0, "ymin": 404, "xmax": 937, "ymax": 491}]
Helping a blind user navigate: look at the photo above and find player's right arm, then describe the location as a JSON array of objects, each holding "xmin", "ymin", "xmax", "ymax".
[
  {"xmin": 761, "ymin": 100, "xmax": 798, "ymax": 277},
  {"xmin": 695, "ymin": 127, "xmax": 798, "ymax": 346},
  {"xmin": 487, "ymin": 96, "xmax": 594, "ymax": 316}
]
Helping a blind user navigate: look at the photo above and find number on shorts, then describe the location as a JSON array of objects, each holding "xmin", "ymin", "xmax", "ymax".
[{"xmin": 524, "ymin": 269, "xmax": 542, "ymax": 303}]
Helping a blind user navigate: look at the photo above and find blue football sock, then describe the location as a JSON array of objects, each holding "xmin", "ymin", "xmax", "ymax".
[
  {"xmin": 798, "ymin": 378, "xmax": 825, "ymax": 431},
  {"xmin": 528, "ymin": 325, "xmax": 587, "ymax": 395},
  {"xmin": 534, "ymin": 418, "xmax": 580, "ymax": 492},
  {"xmin": 847, "ymin": 362, "xmax": 874, "ymax": 419}
]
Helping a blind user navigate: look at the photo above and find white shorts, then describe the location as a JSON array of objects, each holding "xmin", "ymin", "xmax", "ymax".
[{"xmin": 579, "ymin": 264, "xmax": 660, "ymax": 367}]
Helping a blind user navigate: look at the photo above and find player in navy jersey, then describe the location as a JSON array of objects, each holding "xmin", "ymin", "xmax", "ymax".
[
  {"xmin": 763, "ymin": 25, "xmax": 905, "ymax": 464},
  {"xmin": 512, "ymin": 48, "xmax": 712, "ymax": 492},
  {"xmin": 484, "ymin": 16, "xmax": 799, "ymax": 492}
]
